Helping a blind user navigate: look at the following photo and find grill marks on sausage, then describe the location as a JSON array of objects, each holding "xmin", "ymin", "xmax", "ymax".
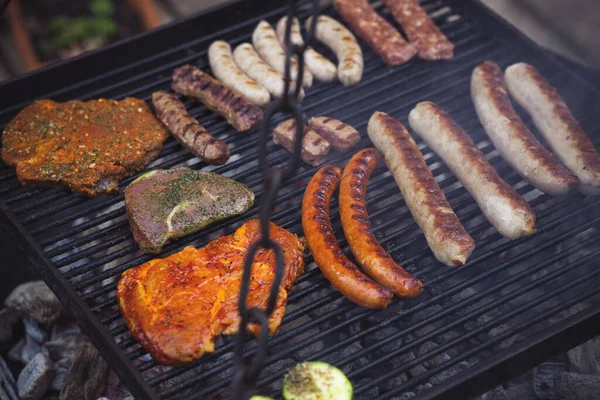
[
  {"xmin": 334, "ymin": 0, "xmax": 417, "ymax": 66},
  {"xmin": 368, "ymin": 112, "xmax": 474, "ymax": 266},
  {"xmin": 171, "ymin": 65, "xmax": 262, "ymax": 132},
  {"xmin": 308, "ymin": 116, "xmax": 360, "ymax": 152},
  {"xmin": 302, "ymin": 166, "xmax": 393, "ymax": 308},
  {"xmin": 382, "ymin": 0, "xmax": 454, "ymax": 60},
  {"xmin": 340, "ymin": 148, "xmax": 423, "ymax": 297},
  {"xmin": 152, "ymin": 91, "xmax": 230, "ymax": 165},
  {"xmin": 472, "ymin": 61, "xmax": 577, "ymax": 195},
  {"xmin": 273, "ymin": 119, "xmax": 330, "ymax": 166}
]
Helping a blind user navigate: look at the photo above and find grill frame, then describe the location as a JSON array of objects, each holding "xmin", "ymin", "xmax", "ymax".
[{"xmin": 1, "ymin": 0, "xmax": 600, "ymax": 399}]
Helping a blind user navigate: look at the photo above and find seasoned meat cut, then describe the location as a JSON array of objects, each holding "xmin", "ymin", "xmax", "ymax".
[
  {"xmin": 124, "ymin": 168, "xmax": 254, "ymax": 253},
  {"xmin": 1, "ymin": 98, "xmax": 169, "ymax": 196},
  {"xmin": 117, "ymin": 219, "xmax": 305, "ymax": 364}
]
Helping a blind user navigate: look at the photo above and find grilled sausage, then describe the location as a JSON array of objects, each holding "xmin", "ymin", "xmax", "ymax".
[
  {"xmin": 504, "ymin": 62, "xmax": 600, "ymax": 195},
  {"xmin": 151, "ymin": 91, "xmax": 230, "ymax": 165},
  {"xmin": 334, "ymin": 0, "xmax": 417, "ymax": 66},
  {"xmin": 368, "ymin": 112, "xmax": 474, "ymax": 266},
  {"xmin": 307, "ymin": 116, "xmax": 360, "ymax": 151},
  {"xmin": 171, "ymin": 65, "xmax": 262, "ymax": 132},
  {"xmin": 276, "ymin": 17, "xmax": 337, "ymax": 83},
  {"xmin": 303, "ymin": 165, "xmax": 394, "ymax": 308},
  {"xmin": 233, "ymin": 43, "xmax": 304, "ymax": 101},
  {"xmin": 252, "ymin": 20, "xmax": 313, "ymax": 88},
  {"xmin": 340, "ymin": 148, "xmax": 423, "ymax": 297},
  {"xmin": 273, "ymin": 119, "xmax": 330, "ymax": 166},
  {"xmin": 382, "ymin": 0, "xmax": 454, "ymax": 60},
  {"xmin": 208, "ymin": 40, "xmax": 270, "ymax": 107},
  {"xmin": 307, "ymin": 15, "xmax": 363, "ymax": 86},
  {"xmin": 471, "ymin": 61, "xmax": 577, "ymax": 196},
  {"xmin": 409, "ymin": 102, "xmax": 536, "ymax": 239}
]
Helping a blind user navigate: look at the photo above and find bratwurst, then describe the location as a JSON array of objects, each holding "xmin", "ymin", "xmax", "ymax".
[
  {"xmin": 409, "ymin": 101, "xmax": 536, "ymax": 239},
  {"xmin": 368, "ymin": 112, "xmax": 474, "ymax": 266},
  {"xmin": 340, "ymin": 148, "xmax": 423, "ymax": 297},
  {"xmin": 303, "ymin": 165, "xmax": 393, "ymax": 308}
]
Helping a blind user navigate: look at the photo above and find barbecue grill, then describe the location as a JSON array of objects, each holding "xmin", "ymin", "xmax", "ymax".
[{"xmin": 1, "ymin": 0, "xmax": 600, "ymax": 398}]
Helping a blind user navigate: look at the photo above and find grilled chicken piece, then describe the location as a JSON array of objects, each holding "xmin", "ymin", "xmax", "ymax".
[
  {"xmin": 117, "ymin": 219, "xmax": 305, "ymax": 364},
  {"xmin": 124, "ymin": 168, "xmax": 254, "ymax": 253},
  {"xmin": 1, "ymin": 98, "xmax": 169, "ymax": 196}
]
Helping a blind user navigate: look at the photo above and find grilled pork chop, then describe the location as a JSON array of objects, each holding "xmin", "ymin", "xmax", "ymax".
[
  {"xmin": 117, "ymin": 219, "xmax": 305, "ymax": 364},
  {"xmin": 1, "ymin": 98, "xmax": 169, "ymax": 196},
  {"xmin": 124, "ymin": 168, "xmax": 254, "ymax": 253}
]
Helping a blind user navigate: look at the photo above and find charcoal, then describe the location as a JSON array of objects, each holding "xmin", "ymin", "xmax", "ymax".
[
  {"xmin": 5, "ymin": 282, "xmax": 64, "ymax": 327},
  {"xmin": 533, "ymin": 362, "xmax": 565, "ymax": 399},
  {"xmin": 7, "ymin": 338, "xmax": 25, "ymax": 363},
  {"xmin": 481, "ymin": 386, "xmax": 508, "ymax": 400},
  {"xmin": 566, "ymin": 336, "xmax": 600, "ymax": 375},
  {"xmin": 557, "ymin": 371, "xmax": 600, "ymax": 400},
  {"xmin": 0, "ymin": 354, "xmax": 19, "ymax": 400},
  {"xmin": 59, "ymin": 345, "xmax": 108, "ymax": 400},
  {"xmin": 17, "ymin": 353, "xmax": 55, "ymax": 400},
  {"xmin": 0, "ymin": 307, "xmax": 21, "ymax": 345},
  {"xmin": 23, "ymin": 316, "xmax": 49, "ymax": 344},
  {"xmin": 50, "ymin": 323, "xmax": 80, "ymax": 342},
  {"xmin": 21, "ymin": 336, "xmax": 49, "ymax": 365},
  {"xmin": 45, "ymin": 333, "xmax": 90, "ymax": 364},
  {"xmin": 49, "ymin": 364, "xmax": 67, "ymax": 392}
]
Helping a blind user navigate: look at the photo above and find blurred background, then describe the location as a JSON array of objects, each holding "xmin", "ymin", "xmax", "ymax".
[{"xmin": 0, "ymin": 0, "xmax": 599, "ymax": 82}]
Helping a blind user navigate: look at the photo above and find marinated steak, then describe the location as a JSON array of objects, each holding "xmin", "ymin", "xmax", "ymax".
[
  {"xmin": 117, "ymin": 219, "xmax": 305, "ymax": 364},
  {"xmin": 124, "ymin": 168, "xmax": 254, "ymax": 253},
  {"xmin": 1, "ymin": 98, "xmax": 169, "ymax": 196}
]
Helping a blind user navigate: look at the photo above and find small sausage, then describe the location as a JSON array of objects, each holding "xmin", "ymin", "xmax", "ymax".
[
  {"xmin": 307, "ymin": 15, "xmax": 363, "ymax": 86},
  {"xmin": 471, "ymin": 61, "xmax": 577, "ymax": 196},
  {"xmin": 340, "ymin": 148, "xmax": 423, "ymax": 297},
  {"xmin": 334, "ymin": 0, "xmax": 417, "ymax": 66},
  {"xmin": 252, "ymin": 20, "xmax": 313, "ymax": 88},
  {"xmin": 409, "ymin": 102, "xmax": 536, "ymax": 239},
  {"xmin": 368, "ymin": 111, "xmax": 474, "ymax": 266},
  {"xmin": 151, "ymin": 91, "xmax": 230, "ymax": 165},
  {"xmin": 276, "ymin": 17, "xmax": 337, "ymax": 83},
  {"xmin": 504, "ymin": 62, "xmax": 600, "ymax": 195},
  {"xmin": 171, "ymin": 65, "xmax": 263, "ymax": 132},
  {"xmin": 233, "ymin": 43, "xmax": 304, "ymax": 101},
  {"xmin": 307, "ymin": 116, "xmax": 360, "ymax": 151},
  {"xmin": 208, "ymin": 40, "xmax": 270, "ymax": 107},
  {"xmin": 382, "ymin": 0, "xmax": 454, "ymax": 60},
  {"xmin": 302, "ymin": 165, "xmax": 394, "ymax": 308},
  {"xmin": 273, "ymin": 119, "xmax": 330, "ymax": 166}
]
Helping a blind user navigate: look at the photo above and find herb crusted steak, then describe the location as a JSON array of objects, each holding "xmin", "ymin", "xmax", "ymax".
[{"xmin": 1, "ymin": 98, "xmax": 169, "ymax": 196}]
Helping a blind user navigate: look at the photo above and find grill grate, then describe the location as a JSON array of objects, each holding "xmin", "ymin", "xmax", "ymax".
[{"xmin": 1, "ymin": 0, "xmax": 600, "ymax": 399}]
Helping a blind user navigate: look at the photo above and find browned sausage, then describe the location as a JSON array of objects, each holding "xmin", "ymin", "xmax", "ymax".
[
  {"xmin": 340, "ymin": 148, "xmax": 423, "ymax": 297},
  {"xmin": 302, "ymin": 165, "xmax": 393, "ymax": 308},
  {"xmin": 152, "ymin": 91, "xmax": 230, "ymax": 165}
]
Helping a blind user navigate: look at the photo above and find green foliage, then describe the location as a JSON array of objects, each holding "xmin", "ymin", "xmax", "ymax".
[{"xmin": 42, "ymin": 0, "xmax": 117, "ymax": 55}]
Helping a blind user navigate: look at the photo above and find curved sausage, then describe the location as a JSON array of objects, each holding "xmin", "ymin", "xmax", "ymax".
[
  {"xmin": 334, "ymin": 0, "xmax": 417, "ymax": 65},
  {"xmin": 368, "ymin": 111, "xmax": 475, "ymax": 266},
  {"xmin": 302, "ymin": 165, "xmax": 393, "ymax": 308},
  {"xmin": 409, "ymin": 101, "xmax": 536, "ymax": 239},
  {"xmin": 471, "ymin": 61, "xmax": 577, "ymax": 196},
  {"xmin": 152, "ymin": 91, "xmax": 230, "ymax": 165},
  {"xmin": 504, "ymin": 62, "xmax": 600, "ymax": 195},
  {"xmin": 382, "ymin": 0, "xmax": 454, "ymax": 60},
  {"xmin": 233, "ymin": 43, "xmax": 304, "ymax": 101},
  {"xmin": 340, "ymin": 148, "xmax": 423, "ymax": 297},
  {"xmin": 252, "ymin": 20, "xmax": 313, "ymax": 88},
  {"xmin": 208, "ymin": 40, "xmax": 270, "ymax": 107},
  {"xmin": 276, "ymin": 17, "xmax": 337, "ymax": 83},
  {"xmin": 307, "ymin": 15, "xmax": 363, "ymax": 86}
]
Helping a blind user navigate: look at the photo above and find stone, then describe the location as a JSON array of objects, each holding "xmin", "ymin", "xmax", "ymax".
[
  {"xmin": 0, "ymin": 307, "xmax": 21, "ymax": 345},
  {"xmin": 17, "ymin": 353, "xmax": 55, "ymax": 400},
  {"xmin": 46, "ymin": 333, "xmax": 90, "ymax": 364},
  {"xmin": 59, "ymin": 345, "xmax": 108, "ymax": 400},
  {"xmin": 24, "ymin": 316, "xmax": 49, "ymax": 344},
  {"xmin": 5, "ymin": 282, "xmax": 64, "ymax": 327}
]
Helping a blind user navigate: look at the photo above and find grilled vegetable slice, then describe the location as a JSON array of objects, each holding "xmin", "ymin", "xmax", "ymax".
[{"xmin": 283, "ymin": 361, "xmax": 353, "ymax": 400}]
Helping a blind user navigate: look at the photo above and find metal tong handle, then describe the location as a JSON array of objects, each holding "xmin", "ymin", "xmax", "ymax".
[{"xmin": 230, "ymin": 1, "xmax": 320, "ymax": 399}]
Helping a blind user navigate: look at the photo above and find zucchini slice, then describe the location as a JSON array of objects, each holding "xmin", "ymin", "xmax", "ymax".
[{"xmin": 283, "ymin": 361, "xmax": 353, "ymax": 400}]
